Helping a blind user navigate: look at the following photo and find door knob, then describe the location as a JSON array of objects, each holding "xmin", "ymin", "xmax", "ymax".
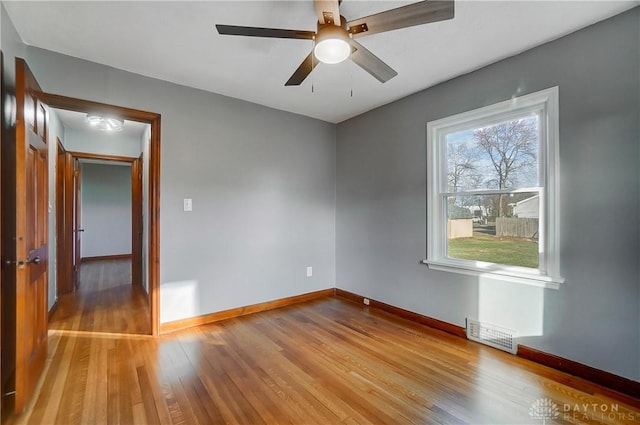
[{"xmin": 26, "ymin": 256, "xmax": 41, "ymax": 265}]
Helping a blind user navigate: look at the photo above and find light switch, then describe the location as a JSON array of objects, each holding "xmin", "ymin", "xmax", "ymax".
[
  {"xmin": 183, "ymin": 198, "xmax": 192, "ymax": 211},
  {"xmin": 306, "ymin": 266, "xmax": 313, "ymax": 277}
]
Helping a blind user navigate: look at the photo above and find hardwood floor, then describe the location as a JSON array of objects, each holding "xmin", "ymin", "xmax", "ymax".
[
  {"xmin": 7, "ymin": 291, "xmax": 640, "ymax": 424},
  {"xmin": 49, "ymin": 259, "xmax": 150, "ymax": 335}
]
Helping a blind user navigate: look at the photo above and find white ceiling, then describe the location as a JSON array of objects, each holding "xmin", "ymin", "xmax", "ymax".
[{"xmin": 5, "ymin": 1, "xmax": 638, "ymax": 123}]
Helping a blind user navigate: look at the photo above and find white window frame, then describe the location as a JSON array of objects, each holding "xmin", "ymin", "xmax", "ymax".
[{"xmin": 425, "ymin": 87, "xmax": 564, "ymax": 289}]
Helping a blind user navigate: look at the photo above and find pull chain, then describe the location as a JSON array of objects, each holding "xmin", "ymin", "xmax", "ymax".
[{"xmin": 350, "ymin": 66, "xmax": 353, "ymax": 98}]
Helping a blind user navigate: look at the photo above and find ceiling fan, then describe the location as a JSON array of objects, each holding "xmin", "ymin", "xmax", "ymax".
[{"xmin": 216, "ymin": 0, "xmax": 454, "ymax": 86}]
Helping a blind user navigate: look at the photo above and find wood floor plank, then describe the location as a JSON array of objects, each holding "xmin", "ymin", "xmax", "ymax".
[
  {"xmin": 6, "ymin": 260, "xmax": 640, "ymax": 424},
  {"xmin": 80, "ymin": 336, "xmax": 107, "ymax": 425},
  {"xmin": 54, "ymin": 336, "xmax": 90, "ymax": 425}
]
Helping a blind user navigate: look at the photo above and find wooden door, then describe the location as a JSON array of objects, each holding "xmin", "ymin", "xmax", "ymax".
[
  {"xmin": 131, "ymin": 156, "xmax": 143, "ymax": 287},
  {"xmin": 12, "ymin": 58, "xmax": 49, "ymax": 413},
  {"xmin": 72, "ymin": 158, "xmax": 82, "ymax": 289}
]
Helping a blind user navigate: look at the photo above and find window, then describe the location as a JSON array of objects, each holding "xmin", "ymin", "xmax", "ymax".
[{"xmin": 425, "ymin": 87, "xmax": 563, "ymax": 288}]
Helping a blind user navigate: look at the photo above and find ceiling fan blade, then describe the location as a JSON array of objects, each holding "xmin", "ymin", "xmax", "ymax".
[
  {"xmin": 349, "ymin": 40, "xmax": 397, "ymax": 83},
  {"xmin": 285, "ymin": 52, "xmax": 319, "ymax": 86},
  {"xmin": 347, "ymin": 1, "xmax": 454, "ymax": 37},
  {"xmin": 216, "ymin": 24, "xmax": 314, "ymax": 40},
  {"xmin": 314, "ymin": 0, "xmax": 342, "ymax": 26}
]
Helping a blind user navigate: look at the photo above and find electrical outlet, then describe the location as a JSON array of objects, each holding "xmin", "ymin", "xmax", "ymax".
[
  {"xmin": 306, "ymin": 266, "xmax": 313, "ymax": 277},
  {"xmin": 363, "ymin": 298, "xmax": 370, "ymax": 306},
  {"xmin": 183, "ymin": 198, "xmax": 193, "ymax": 211}
]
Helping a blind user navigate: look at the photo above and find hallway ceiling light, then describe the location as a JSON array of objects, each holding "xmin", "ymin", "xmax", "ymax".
[{"xmin": 86, "ymin": 114, "xmax": 124, "ymax": 132}]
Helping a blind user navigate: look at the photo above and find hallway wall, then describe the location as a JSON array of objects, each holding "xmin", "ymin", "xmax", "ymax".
[{"xmin": 80, "ymin": 162, "xmax": 132, "ymax": 258}]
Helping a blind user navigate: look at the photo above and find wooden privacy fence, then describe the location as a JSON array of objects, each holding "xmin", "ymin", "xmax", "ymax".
[{"xmin": 496, "ymin": 217, "xmax": 539, "ymax": 239}]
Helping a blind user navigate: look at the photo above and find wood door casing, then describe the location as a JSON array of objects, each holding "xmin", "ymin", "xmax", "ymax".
[
  {"xmin": 72, "ymin": 158, "xmax": 81, "ymax": 290},
  {"xmin": 132, "ymin": 156, "xmax": 143, "ymax": 287},
  {"xmin": 39, "ymin": 92, "xmax": 161, "ymax": 336}
]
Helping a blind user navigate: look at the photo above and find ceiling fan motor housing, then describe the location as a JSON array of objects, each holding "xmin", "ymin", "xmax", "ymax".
[{"xmin": 315, "ymin": 15, "xmax": 349, "ymax": 44}]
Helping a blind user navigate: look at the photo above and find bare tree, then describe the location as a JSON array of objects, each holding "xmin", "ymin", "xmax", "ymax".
[
  {"xmin": 447, "ymin": 142, "xmax": 479, "ymax": 193},
  {"xmin": 473, "ymin": 118, "xmax": 537, "ymax": 216}
]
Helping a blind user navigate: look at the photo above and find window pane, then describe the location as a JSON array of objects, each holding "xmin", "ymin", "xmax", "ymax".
[
  {"xmin": 445, "ymin": 193, "xmax": 539, "ymax": 268},
  {"xmin": 445, "ymin": 115, "xmax": 539, "ymax": 192}
]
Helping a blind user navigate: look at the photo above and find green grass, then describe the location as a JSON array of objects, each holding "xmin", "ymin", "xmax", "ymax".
[{"xmin": 447, "ymin": 232, "xmax": 539, "ymax": 268}]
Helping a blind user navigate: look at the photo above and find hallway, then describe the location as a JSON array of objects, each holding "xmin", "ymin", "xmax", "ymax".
[{"xmin": 49, "ymin": 259, "xmax": 150, "ymax": 335}]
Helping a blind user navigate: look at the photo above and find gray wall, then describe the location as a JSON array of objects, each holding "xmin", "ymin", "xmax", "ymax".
[
  {"xmin": 64, "ymin": 128, "xmax": 142, "ymax": 157},
  {"xmin": 20, "ymin": 44, "xmax": 336, "ymax": 324},
  {"xmin": 336, "ymin": 8, "xmax": 639, "ymax": 381},
  {"xmin": 1, "ymin": 3, "xmax": 25, "ymax": 88},
  {"xmin": 80, "ymin": 163, "xmax": 132, "ymax": 258}
]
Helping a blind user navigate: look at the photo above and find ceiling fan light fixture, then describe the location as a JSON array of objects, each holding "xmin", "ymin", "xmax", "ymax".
[
  {"xmin": 314, "ymin": 24, "xmax": 350, "ymax": 64},
  {"xmin": 314, "ymin": 38, "xmax": 350, "ymax": 64},
  {"xmin": 86, "ymin": 114, "xmax": 124, "ymax": 132}
]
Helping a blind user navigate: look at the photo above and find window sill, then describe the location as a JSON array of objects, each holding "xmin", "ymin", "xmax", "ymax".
[{"xmin": 421, "ymin": 259, "xmax": 564, "ymax": 290}]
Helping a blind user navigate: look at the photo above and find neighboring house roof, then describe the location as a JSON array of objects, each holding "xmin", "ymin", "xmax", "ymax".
[{"xmin": 513, "ymin": 195, "xmax": 539, "ymax": 218}]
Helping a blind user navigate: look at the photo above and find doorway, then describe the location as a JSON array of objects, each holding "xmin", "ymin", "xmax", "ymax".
[
  {"xmin": 52, "ymin": 148, "xmax": 147, "ymax": 335},
  {"xmin": 41, "ymin": 92, "xmax": 161, "ymax": 336}
]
